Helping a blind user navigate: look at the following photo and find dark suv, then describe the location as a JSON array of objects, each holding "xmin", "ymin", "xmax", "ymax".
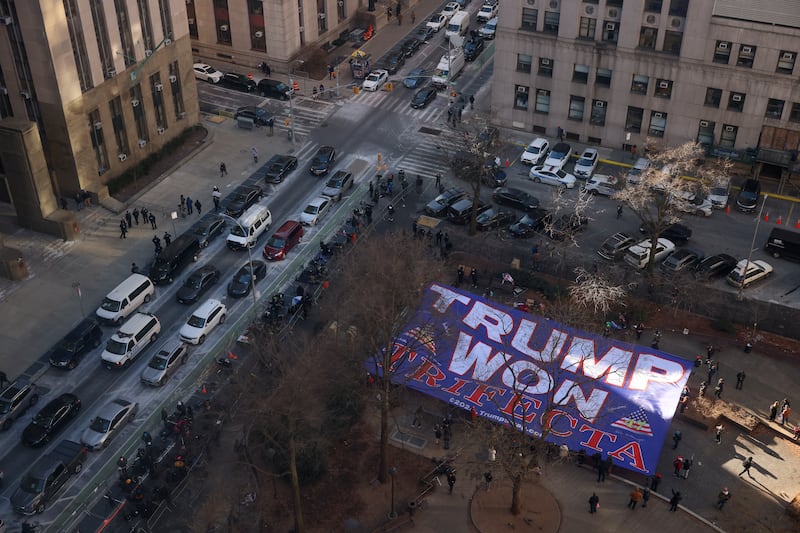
[
  {"xmin": 48, "ymin": 318, "xmax": 103, "ymax": 370},
  {"xmin": 0, "ymin": 379, "xmax": 39, "ymax": 430},
  {"xmin": 736, "ymin": 179, "xmax": 761, "ymax": 212},
  {"xmin": 425, "ymin": 188, "xmax": 467, "ymax": 217},
  {"xmin": 220, "ymin": 72, "xmax": 256, "ymax": 93},
  {"xmin": 309, "ymin": 146, "xmax": 336, "ymax": 175},
  {"xmin": 263, "ymin": 155, "xmax": 298, "ymax": 184},
  {"xmin": 257, "ymin": 78, "xmax": 292, "ymax": 100},
  {"xmin": 234, "ymin": 106, "xmax": 272, "ymax": 126},
  {"xmin": 225, "ymin": 185, "xmax": 264, "ymax": 218}
]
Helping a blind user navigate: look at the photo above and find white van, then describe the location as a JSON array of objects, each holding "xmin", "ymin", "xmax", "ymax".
[
  {"xmin": 95, "ymin": 273, "xmax": 155, "ymax": 325},
  {"xmin": 445, "ymin": 11, "xmax": 470, "ymax": 41},
  {"xmin": 431, "ymin": 47, "xmax": 465, "ymax": 89},
  {"xmin": 101, "ymin": 312, "xmax": 161, "ymax": 368},
  {"xmin": 226, "ymin": 201, "xmax": 272, "ymax": 250}
]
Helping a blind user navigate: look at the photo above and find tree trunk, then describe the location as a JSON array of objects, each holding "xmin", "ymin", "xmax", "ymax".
[
  {"xmin": 378, "ymin": 374, "xmax": 390, "ymax": 484},
  {"xmin": 288, "ymin": 421, "xmax": 304, "ymax": 533},
  {"xmin": 510, "ymin": 474, "xmax": 522, "ymax": 515}
]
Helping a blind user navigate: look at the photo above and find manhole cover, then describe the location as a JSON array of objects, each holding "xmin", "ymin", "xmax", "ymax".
[{"xmin": 419, "ymin": 126, "xmax": 442, "ymax": 136}]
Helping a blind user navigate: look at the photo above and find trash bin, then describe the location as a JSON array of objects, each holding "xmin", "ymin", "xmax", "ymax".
[
  {"xmin": 744, "ymin": 342, "xmax": 753, "ymax": 353},
  {"xmin": 237, "ymin": 117, "xmax": 254, "ymax": 130}
]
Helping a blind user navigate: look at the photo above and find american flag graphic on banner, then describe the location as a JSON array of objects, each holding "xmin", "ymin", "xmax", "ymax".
[{"xmin": 610, "ymin": 408, "xmax": 654, "ymax": 436}]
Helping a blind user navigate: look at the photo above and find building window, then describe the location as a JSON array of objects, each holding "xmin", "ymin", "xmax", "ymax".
[
  {"xmin": 649, "ymin": 111, "xmax": 667, "ymax": 137},
  {"xmin": 521, "ymin": 8, "xmax": 538, "ymax": 31},
  {"xmin": 777, "ymin": 51, "xmax": 796, "ymax": 74},
  {"xmin": 130, "ymin": 84, "xmax": 148, "ymax": 143},
  {"xmin": 595, "ymin": 68, "xmax": 612, "ymax": 87},
  {"xmin": 662, "ymin": 31, "xmax": 683, "ymax": 55},
  {"xmin": 136, "ymin": 0, "xmax": 155, "ymax": 51},
  {"xmin": 719, "ymin": 125, "xmax": 738, "ymax": 149},
  {"xmin": 704, "ymin": 87, "xmax": 722, "ymax": 107},
  {"xmin": 697, "ymin": 120, "xmax": 715, "ymax": 146},
  {"xmin": 337, "ymin": 0, "xmax": 346, "ymax": 23},
  {"xmin": 737, "ymin": 45, "xmax": 756, "ymax": 68},
  {"xmin": 631, "ymin": 74, "xmax": 649, "ymax": 95},
  {"xmin": 765, "ymin": 99, "xmax": 785, "ymax": 119},
  {"xmin": 590, "ymin": 100, "xmax": 607, "ymax": 126},
  {"xmin": 169, "ymin": 61, "xmax": 185, "ymax": 119},
  {"xmin": 88, "ymin": 109, "xmax": 109, "ymax": 174},
  {"xmin": 603, "ymin": 21, "xmax": 619, "ymax": 43},
  {"xmin": 150, "ymin": 73, "xmax": 167, "ymax": 130},
  {"xmin": 713, "ymin": 41, "xmax": 731, "ymax": 64},
  {"xmin": 214, "ymin": 0, "xmax": 232, "ymax": 45},
  {"xmin": 572, "ymin": 64, "xmax": 589, "ymax": 84},
  {"xmin": 186, "ymin": 0, "xmax": 198, "ymax": 39},
  {"xmin": 538, "ymin": 58, "xmax": 553, "ymax": 77},
  {"xmin": 654, "ymin": 79, "xmax": 673, "ymax": 99},
  {"xmin": 535, "ymin": 89, "xmax": 550, "ymax": 114},
  {"xmin": 515, "ymin": 85, "xmax": 529, "ymax": 110},
  {"xmin": 159, "ymin": 0, "xmax": 173, "ymax": 39},
  {"xmin": 579, "ymin": 17, "xmax": 596, "ymax": 39},
  {"xmin": 248, "ymin": 0, "xmax": 266, "ymax": 51},
  {"xmin": 516, "ymin": 54, "xmax": 533, "ymax": 73},
  {"xmin": 791, "ymin": 103, "xmax": 800, "ymax": 123},
  {"xmin": 109, "ymin": 96, "xmax": 129, "ymax": 156},
  {"xmin": 645, "ymin": 0, "xmax": 663, "ymax": 12},
  {"xmin": 63, "ymin": 0, "xmax": 93, "ymax": 92},
  {"xmin": 607, "ymin": 0, "xmax": 623, "ymax": 6},
  {"xmin": 569, "ymin": 96, "xmax": 585, "ymax": 121},
  {"xmin": 113, "ymin": 0, "xmax": 135, "ymax": 68},
  {"xmin": 317, "ymin": 0, "xmax": 328, "ymax": 34},
  {"xmin": 639, "ymin": 27, "xmax": 657, "ymax": 49},
  {"xmin": 626, "ymin": 106, "xmax": 644, "ymax": 133},
  {"xmin": 89, "ymin": 0, "xmax": 114, "ymax": 78},
  {"xmin": 728, "ymin": 92, "xmax": 745, "ymax": 112},
  {"xmin": 0, "ymin": 65, "xmax": 12, "ymax": 118},
  {"xmin": 669, "ymin": 0, "xmax": 689, "ymax": 16},
  {"xmin": 543, "ymin": 11, "xmax": 560, "ymax": 34}
]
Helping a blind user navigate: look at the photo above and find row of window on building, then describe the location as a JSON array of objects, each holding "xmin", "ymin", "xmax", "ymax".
[{"xmin": 88, "ymin": 63, "xmax": 186, "ymax": 175}]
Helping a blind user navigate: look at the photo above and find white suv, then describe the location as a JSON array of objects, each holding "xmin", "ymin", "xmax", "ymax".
[
  {"xmin": 180, "ymin": 299, "xmax": 227, "ymax": 345},
  {"xmin": 520, "ymin": 138, "xmax": 550, "ymax": 165},
  {"xmin": 101, "ymin": 313, "xmax": 161, "ymax": 368}
]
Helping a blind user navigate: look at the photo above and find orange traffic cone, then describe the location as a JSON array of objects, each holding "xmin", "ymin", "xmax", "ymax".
[
  {"xmin": 505, "ymin": 158, "xmax": 510, "ymax": 167},
  {"xmin": 725, "ymin": 205, "xmax": 730, "ymax": 214},
  {"xmin": 764, "ymin": 213, "xmax": 770, "ymax": 222},
  {"xmin": 228, "ymin": 351, "xmax": 238, "ymax": 360},
  {"xmin": 201, "ymin": 384, "xmax": 207, "ymax": 394},
  {"xmin": 777, "ymin": 215, "xmax": 783, "ymax": 225}
]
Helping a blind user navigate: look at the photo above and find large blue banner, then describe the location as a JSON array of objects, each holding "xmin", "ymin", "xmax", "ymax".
[{"xmin": 370, "ymin": 284, "xmax": 693, "ymax": 474}]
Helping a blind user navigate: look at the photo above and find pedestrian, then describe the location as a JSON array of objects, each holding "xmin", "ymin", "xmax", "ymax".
[
  {"xmin": 457, "ymin": 266, "xmax": 464, "ymax": 285},
  {"xmin": 616, "ymin": 204, "xmax": 623, "ymax": 219},
  {"xmin": 412, "ymin": 405, "xmax": 423, "ymax": 428},
  {"xmin": 212, "ymin": 186, "xmax": 221, "ymax": 212},
  {"xmin": 186, "ymin": 196, "xmax": 193, "ymax": 215},
  {"xmin": 739, "ymin": 456, "xmax": 753, "ymax": 477},
  {"xmin": 141, "ymin": 206, "xmax": 149, "ymax": 223},
  {"xmin": 628, "ymin": 487, "xmax": 642, "ymax": 510},
  {"xmin": 634, "ymin": 323, "xmax": 644, "ymax": 340},
  {"xmin": 672, "ymin": 430, "xmax": 682, "ymax": 449},
  {"xmin": 682, "ymin": 457, "xmax": 692, "ymax": 479},
  {"xmin": 447, "ymin": 471, "xmax": 456, "ymax": 494},
  {"xmin": 435, "ymin": 172, "xmax": 442, "ymax": 190},
  {"xmin": 411, "ymin": 10, "xmax": 416, "ymax": 23},
  {"xmin": 716, "ymin": 487, "xmax": 731, "ymax": 510},
  {"xmin": 714, "ymin": 378, "xmax": 724, "ymax": 399},
  {"xmin": 557, "ymin": 125, "xmax": 564, "ymax": 141},
  {"xmin": 434, "ymin": 425, "xmax": 442, "ymax": 445},
  {"xmin": 736, "ymin": 371, "xmax": 746, "ymax": 390},
  {"xmin": 715, "ymin": 423, "xmax": 724, "ymax": 444},
  {"xmin": 163, "ymin": 232, "xmax": 172, "ymax": 246},
  {"xmin": 75, "ymin": 191, "xmax": 83, "ymax": 211},
  {"xmin": 794, "ymin": 424, "xmax": 800, "ymax": 440},
  {"xmin": 387, "ymin": 6, "xmax": 392, "ymax": 19},
  {"xmin": 119, "ymin": 219, "xmax": 128, "ymax": 239},
  {"xmin": 327, "ymin": 64, "xmax": 334, "ymax": 79},
  {"xmin": 469, "ymin": 94, "xmax": 475, "ymax": 109},
  {"xmin": 132, "ymin": 208, "xmax": 140, "ymax": 225},
  {"xmin": 220, "ymin": 162, "xmax": 227, "ymax": 177},
  {"xmin": 268, "ymin": 117, "xmax": 274, "ymax": 135},
  {"xmin": 264, "ymin": 62, "xmax": 271, "ymax": 76},
  {"xmin": 483, "ymin": 471, "xmax": 492, "ymax": 491},
  {"xmin": 782, "ymin": 404, "xmax": 792, "ymax": 425},
  {"xmin": 679, "ymin": 396, "xmax": 688, "ymax": 413},
  {"xmin": 769, "ymin": 400, "xmax": 779, "ymax": 421},
  {"xmin": 699, "ymin": 381, "xmax": 707, "ymax": 396},
  {"xmin": 650, "ymin": 473, "xmax": 662, "ymax": 492},
  {"xmin": 252, "ymin": 146, "xmax": 258, "ymax": 163},
  {"xmin": 195, "ymin": 199, "xmax": 202, "ymax": 215},
  {"xmin": 669, "ymin": 490, "xmax": 682, "ymax": 511},
  {"xmin": 707, "ymin": 344, "xmax": 714, "ymax": 360},
  {"xmin": 673, "ymin": 455, "xmax": 683, "ymax": 476},
  {"xmin": 149, "ymin": 212, "xmax": 157, "ymax": 229},
  {"xmin": 471, "ymin": 268, "xmax": 478, "ymax": 288},
  {"xmin": 125, "ymin": 210, "xmax": 133, "ymax": 228},
  {"xmin": 597, "ymin": 460, "xmax": 607, "ymax": 482},
  {"xmin": 131, "ymin": 262, "xmax": 139, "ymax": 274},
  {"xmin": 707, "ymin": 361, "xmax": 717, "ymax": 383},
  {"xmin": 588, "ymin": 493, "xmax": 599, "ymax": 514},
  {"xmin": 152, "ymin": 235, "xmax": 161, "ymax": 253},
  {"xmin": 642, "ymin": 487, "xmax": 650, "ymax": 507}
]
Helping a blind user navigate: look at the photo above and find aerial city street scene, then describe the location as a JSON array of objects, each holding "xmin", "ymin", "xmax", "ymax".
[{"xmin": 0, "ymin": 0, "xmax": 799, "ymax": 531}]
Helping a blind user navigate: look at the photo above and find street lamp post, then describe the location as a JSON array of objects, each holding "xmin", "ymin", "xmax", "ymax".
[
  {"xmin": 288, "ymin": 60, "xmax": 304, "ymax": 145},
  {"xmin": 388, "ymin": 466, "xmax": 398, "ymax": 519},
  {"xmin": 217, "ymin": 213, "xmax": 259, "ymax": 313},
  {"xmin": 738, "ymin": 194, "xmax": 768, "ymax": 301},
  {"xmin": 71, "ymin": 281, "xmax": 86, "ymax": 318}
]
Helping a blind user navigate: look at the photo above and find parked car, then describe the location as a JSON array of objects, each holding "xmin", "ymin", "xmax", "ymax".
[
  {"xmin": 661, "ymin": 248, "xmax": 704, "ymax": 273},
  {"xmin": 463, "ymin": 36, "xmax": 485, "ymax": 62},
  {"xmin": 582, "ymin": 174, "xmax": 619, "ymax": 196},
  {"xmin": 322, "ymin": 170, "xmax": 354, "ymax": 201},
  {"xmin": 477, "ymin": 2, "xmax": 498, "ymax": 22},
  {"xmin": 546, "ymin": 214, "xmax": 589, "ymax": 240},
  {"xmin": 640, "ymin": 222, "xmax": 692, "ymax": 243},
  {"xmin": 300, "ymin": 197, "xmax": 331, "ymax": 226},
  {"xmin": 736, "ymin": 178, "xmax": 761, "ymax": 212},
  {"xmin": 228, "ymin": 260, "xmax": 267, "ymax": 298},
  {"xmin": 140, "ymin": 340, "xmax": 189, "ymax": 387},
  {"xmin": 191, "ymin": 217, "xmax": 226, "ymax": 248},
  {"xmin": 81, "ymin": 398, "xmax": 138, "ymax": 450},
  {"xmin": 384, "ymin": 52, "xmax": 405, "ymax": 75},
  {"xmin": 179, "ymin": 299, "xmax": 227, "ymax": 345},
  {"xmin": 362, "ymin": 69, "xmax": 389, "ymax": 91},
  {"xmin": 21, "ymin": 393, "xmax": 81, "ymax": 447},
  {"xmin": 11, "ymin": 439, "xmax": 86, "ymax": 514},
  {"xmin": 708, "ymin": 180, "xmax": 730, "ymax": 209},
  {"xmin": 627, "ymin": 157, "xmax": 651, "ymax": 184},
  {"xmin": 478, "ymin": 126, "xmax": 499, "ymax": 146},
  {"xmin": 309, "ymin": 146, "xmax": 336, "ymax": 175},
  {"xmin": 624, "ymin": 238, "xmax": 676, "ymax": 269},
  {"xmin": 493, "ymin": 187, "xmax": 540, "ymax": 212},
  {"xmin": 509, "ymin": 209, "xmax": 551, "ymax": 237},
  {"xmin": 529, "ymin": 166, "xmax": 577, "ymax": 189},
  {"xmin": 425, "ymin": 188, "xmax": 467, "ymax": 217},
  {"xmin": 401, "ymin": 38, "xmax": 421, "ymax": 57},
  {"xmin": 479, "ymin": 17, "xmax": 498, "ymax": 39},
  {"xmin": 597, "ymin": 232, "xmax": 636, "ymax": 261},
  {"xmin": 219, "ymin": 72, "xmax": 256, "ymax": 93},
  {"xmin": 426, "ymin": 13, "xmax": 448, "ymax": 32},
  {"xmin": 263, "ymin": 154, "xmax": 298, "ymax": 184},
  {"xmin": 416, "ymin": 26, "xmax": 437, "ymax": 43},
  {"xmin": 234, "ymin": 106, "xmax": 271, "ymax": 126},
  {"xmin": 225, "ymin": 185, "xmax": 264, "ymax": 218},
  {"xmin": 0, "ymin": 379, "xmax": 39, "ymax": 430},
  {"xmin": 411, "ymin": 87, "xmax": 438, "ymax": 108},
  {"xmin": 483, "ymin": 166, "xmax": 507, "ymax": 188},
  {"xmin": 543, "ymin": 142, "xmax": 572, "ymax": 170},
  {"xmin": 676, "ymin": 194, "xmax": 714, "ymax": 217},
  {"xmin": 573, "ymin": 148, "xmax": 599, "ymax": 179},
  {"xmin": 403, "ymin": 68, "xmax": 427, "ymax": 89},
  {"xmin": 695, "ymin": 253, "xmax": 737, "ymax": 279},
  {"xmin": 257, "ymin": 78, "xmax": 293, "ymax": 100},
  {"xmin": 476, "ymin": 208, "xmax": 516, "ymax": 231},
  {"xmin": 175, "ymin": 265, "xmax": 220, "ymax": 304},
  {"xmin": 447, "ymin": 198, "xmax": 490, "ymax": 225},
  {"xmin": 441, "ymin": 2, "xmax": 461, "ymax": 20},
  {"xmin": 193, "ymin": 63, "xmax": 222, "ymax": 83},
  {"xmin": 520, "ymin": 138, "xmax": 550, "ymax": 165},
  {"xmin": 48, "ymin": 317, "xmax": 103, "ymax": 370},
  {"xmin": 726, "ymin": 259, "xmax": 773, "ymax": 288}
]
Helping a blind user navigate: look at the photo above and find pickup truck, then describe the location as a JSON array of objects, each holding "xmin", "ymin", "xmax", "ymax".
[{"xmin": 11, "ymin": 439, "xmax": 87, "ymax": 514}]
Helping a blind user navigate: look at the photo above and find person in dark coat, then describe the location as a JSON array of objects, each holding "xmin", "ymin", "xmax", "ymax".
[
  {"xmin": 447, "ymin": 471, "xmax": 456, "ymax": 494},
  {"xmin": 132, "ymin": 208, "xmax": 140, "ymax": 225},
  {"xmin": 669, "ymin": 490, "xmax": 682, "ymax": 511},
  {"xmin": 125, "ymin": 210, "xmax": 132, "ymax": 228},
  {"xmin": 119, "ymin": 219, "xmax": 128, "ymax": 239},
  {"xmin": 588, "ymin": 493, "xmax": 599, "ymax": 513}
]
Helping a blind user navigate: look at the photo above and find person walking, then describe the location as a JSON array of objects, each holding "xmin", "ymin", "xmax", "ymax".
[
  {"xmin": 75, "ymin": 191, "xmax": 83, "ymax": 211},
  {"xmin": 582, "ymin": 491, "xmax": 599, "ymax": 514},
  {"xmin": 434, "ymin": 425, "xmax": 442, "ymax": 446},
  {"xmin": 186, "ymin": 196, "xmax": 193, "ymax": 215},
  {"xmin": 457, "ymin": 266, "xmax": 464, "ymax": 285},
  {"xmin": 212, "ymin": 186, "xmax": 221, "ymax": 212},
  {"xmin": 616, "ymin": 204, "xmax": 624, "ymax": 219},
  {"xmin": 125, "ymin": 210, "xmax": 133, "ymax": 228},
  {"xmin": 557, "ymin": 125, "xmax": 564, "ymax": 141},
  {"xmin": 650, "ymin": 473, "xmax": 662, "ymax": 492},
  {"xmin": 672, "ymin": 430, "xmax": 682, "ymax": 449},
  {"xmin": 327, "ymin": 64, "xmax": 334, "ymax": 79},
  {"xmin": 642, "ymin": 487, "xmax": 651, "ymax": 507},
  {"xmin": 483, "ymin": 471, "xmax": 492, "ymax": 491},
  {"xmin": 682, "ymin": 457, "xmax": 693, "ymax": 479},
  {"xmin": 447, "ymin": 471, "xmax": 456, "ymax": 494},
  {"xmin": 716, "ymin": 487, "xmax": 731, "ymax": 510},
  {"xmin": 782, "ymin": 404, "xmax": 792, "ymax": 425},
  {"xmin": 149, "ymin": 212, "xmax": 157, "ymax": 230},
  {"xmin": 119, "ymin": 219, "xmax": 128, "ymax": 239},
  {"xmin": 715, "ymin": 423, "xmax": 724, "ymax": 444},
  {"xmin": 769, "ymin": 400, "xmax": 780, "ymax": 421},
  {"xmin": 195, "ymin": 199, "xmax": 202, "ymax": 215},
  {"xmin": 471, "ymin": 268, "xmax": 478, "ymax": 288},
  {"xmin": 739, "ymin": 456, "xmax": 753, "ymax": 477},
  {"xmin": 628, "ymin": 487, "xmax": 643, "ymax": 510},
  {"xmin": 268, "ymin": 117, "xmax": 274, "ymax": 135},
  {"xmin": 131, "ymin": 262, "xmax": 139, "ymax": 274},
  {"xmin": 141, "ymin": 206, "xmax": 149, "ymax": 224},
  {"xmin": 132, "ymin": 208, "xmax": 140, "ymax": 225},
  {"xmin": 715, "ymin": 378, "xmax": 724, "ymax": 399},
  {"xmin": 163, "ymin": 232, "xmax": 172, "ymax": 247},
  {"xmin": 736, "ymin": 371, "xmax": 746, "ymax": 389},
  {"xmin": 469, "ymin": 94, "xmax": 475, "ymax": 109},
  {"xmin": 673, "ymin": 455, "xmax": 683, "ymax": 477},
  {"xmin": 669, "ymin": 489, "xmax": 682, "ymax": 511},
  {"xmin": 152, "ymin": 235, "xmax": 161, "ymax": 254},
  {"xmin": 411, "ymin": 10, "xmax": 416, "ymax": 24},
  {"xmin": 220, "ymin": 162, "xmax": 227, "ymax": 177},
  {"xmin": 252, "ymin": 146, "xmax": 258, "ymax": 163}
]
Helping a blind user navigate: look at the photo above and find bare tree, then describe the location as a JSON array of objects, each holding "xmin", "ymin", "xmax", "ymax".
[
  {"xmin": 614, "ymin": 140, "xmax": 732, "ymax": 271},
  {"xmin": 541, "ymin": 186, "xmax": 594, "ymax": 276}
]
